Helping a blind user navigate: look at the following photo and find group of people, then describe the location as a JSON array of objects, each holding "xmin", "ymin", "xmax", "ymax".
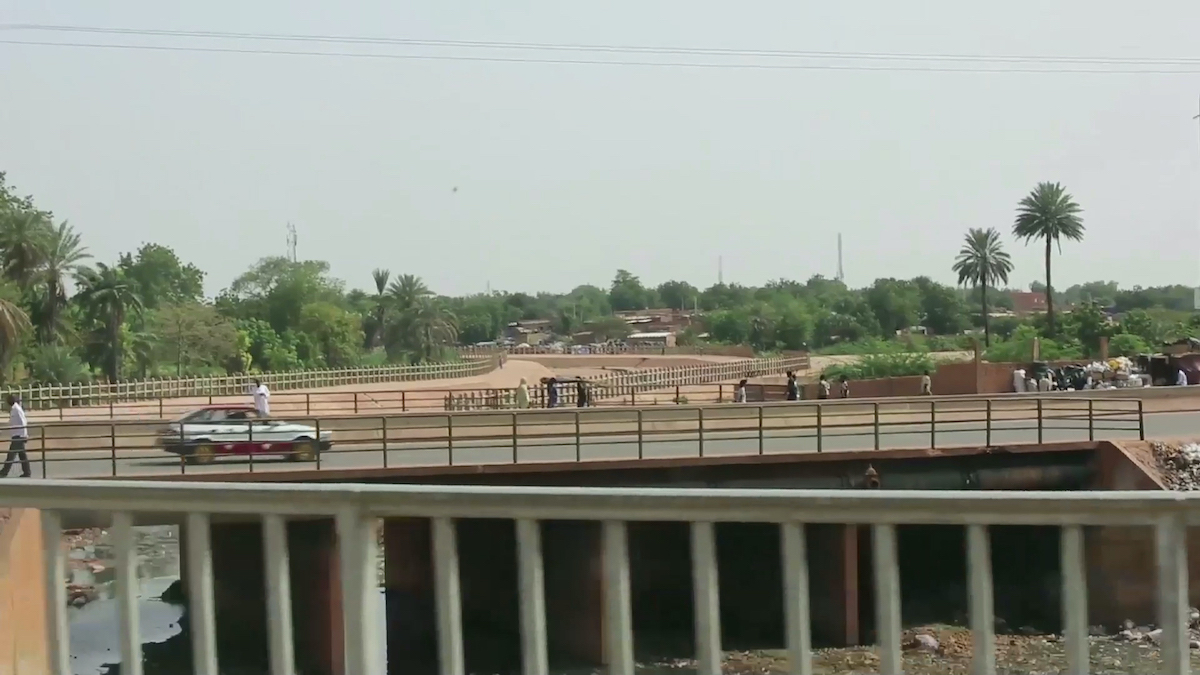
[
  {"xmin": 730, "ymin": 369, "xmax": 933, "ymax": 403},
  {"xmin": 520, "ymin": 377, "xmax": 591, "ymax": 409}
]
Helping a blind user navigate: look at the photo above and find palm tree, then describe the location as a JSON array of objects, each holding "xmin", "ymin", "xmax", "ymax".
[
  {"xmin": 74, "ymin": 264, "xmax": 144, "ymax": 381},
  {"xmin": 1012, "ymin": 182, "xmax": 1085, "ymax": 335},
  {"xmin": 0, "ymin": 211, "xmax": 51, "ymax": 286},
  {"xmin": 37, "ymin": 221, "xmax": 91, "ymax": 344},
  {"xmin": 952, "ymin": 228, "xmax": 1014, "ymax": 346},
  {"xmin": 0, "ymin": 295, "xmax": 31, "ymax": 380},
  {"xmin": 409, "ymin": 298, "xmax": 458, "ymax": 362},
  {"xmin": 370, "ymin": 268, "xmax": 390, "ymax": 347},
  {"xmin": 387, "ymin": 274, "xmax": 431, "ymax": 313}
]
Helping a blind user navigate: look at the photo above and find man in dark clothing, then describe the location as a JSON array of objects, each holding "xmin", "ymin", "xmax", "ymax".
[
  {"xmin": 546, "ymin": 378, "xmax": 559, "ymax": 408},
  {"xmin": 785, "ymin": 371, "xmax": 799, "ymax": 401},
  {"xmin": 576, "ymin": 380, "xmax": 589, "ymax": 407}
]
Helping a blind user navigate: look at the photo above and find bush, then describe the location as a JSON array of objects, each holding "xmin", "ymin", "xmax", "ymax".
[
  {"xmin": 1108, "ymin": 333, "xmax": 1150, "ymax": 358},
  {"xmin": 983, "ymin": 326, "xmax": 1085, "ymax": 363},
  {"xmin": 823, "ymin": 352, "xmax": 937, "ymax": 380},
  {"xmin": 25, "ymin": 345, "xmax": 92, "ymax": 384}
]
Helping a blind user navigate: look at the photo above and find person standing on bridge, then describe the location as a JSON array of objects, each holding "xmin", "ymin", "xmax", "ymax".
[
  {"xmin": 515, "ymin": 378, "xmax": 531, "ymax": 408},
  {"xmin": 252, "ymin": 379, "xmax": 271, "ymax": 416},
  {"xmin": 785, "ymin": 372, "xmax": 799, "ymax": 401},
  {"xmin": 920, "ymin": 371, "xmax": 933, "ymax": 395},
  {"xmin": 0, "ymin": 394, "xmax": 30, "ymax": 478},
  {"xmin": 733, "ymin": 379, "xmax": 748, "ymax": 403}
]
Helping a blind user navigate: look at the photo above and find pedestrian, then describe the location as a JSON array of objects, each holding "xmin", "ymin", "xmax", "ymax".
[
  {"xmin": 576, "ymin": 379, "xmax": 589, "ymax": 407},
  {"xmin": 733, "ymin": 379, "xmax": 748, "ymax": 403},
  {"xmin": 839, "ymin": 376, "xmax": 850, "ymax": 399},
  {"xmin": 547, "ymin": 377, "xmax": 559, "ymax": 408},
  {"xmin": 818, "ymin": 376, "xmax": 830, "ymax": 400},
  {"xmin": 920, "ymin": 370, "xmax": 933, "ymax": 395},
  {"xmin": 1178, "ymin": 368, "xmax": 1189, "ymax": 387},
  {"xmin": 0, "ymin": 394, "xmax": 30, "ymax": 478},
  {"xmin": 785, "ymin": 371, "xmax": 799, "ymax": 401},
  {"xmin": 515, "ymin": 378, "xmax": 531, "ymax": 409},
  {"xmin": 252, "ymin": 378, "xmax": 271, "ymax": 416}
]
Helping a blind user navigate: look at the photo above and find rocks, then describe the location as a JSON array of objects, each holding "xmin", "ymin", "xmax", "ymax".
[{"xmin": 1151, "ymin": 442, "xmax": 1200, "ymax": 490}]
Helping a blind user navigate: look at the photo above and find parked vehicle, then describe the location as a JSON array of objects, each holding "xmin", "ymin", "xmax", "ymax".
[{"xmin": 156, "ymin": 404, "xmax": 333, "ymax": 465}]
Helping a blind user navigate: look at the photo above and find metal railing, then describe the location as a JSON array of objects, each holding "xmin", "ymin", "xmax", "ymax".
[
  {"xmin": 14, "ymin": 396, "xmax": 1144, "ymax": 479},
  {"xmin": 2, "ymin": 479, "xmax": 1194, "ymax": 675},
  {"xmin": 1, "ymin": 357, "xmax": 500, "ymax": 410},
  {"xmin": 24, "ymin": 356, "xmax": 808, "ymax": 421}
]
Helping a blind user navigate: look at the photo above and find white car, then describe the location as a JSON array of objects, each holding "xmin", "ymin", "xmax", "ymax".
[{"xmin": 157, "ymin": 405, "xmax": 333, "ymax": 465}]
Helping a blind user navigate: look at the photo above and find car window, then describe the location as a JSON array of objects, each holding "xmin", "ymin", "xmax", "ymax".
[
  {"xmin": 207, "ymin": 409, "xmax": 228, "ymax": 422},
  {"xmin": 179, "ymin": 410, "xmax": 213, "ymax": 423}
]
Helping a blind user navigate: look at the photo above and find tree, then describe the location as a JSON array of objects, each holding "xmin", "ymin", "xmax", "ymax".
[
  {"xmin": 1013, "ymin": 182, "xmax": 1085, "ymax": 335},
  {"xmin": 408, "ymin": 298, "xmax": 457, "ymax": 362},
  {"xmin": 913, "ymin": 278, "xmax": 970, "ymax": 337},
  {"xmin": 74, "ymin": 264, "xmax": 144, "ymax": 381},
  {"xmin": 951, "ymin": 227, "xmax": 1014, "ymax": 346},
  {"xmin": 0, "ymin": 288, "xmax": 30, "ymax": 380},
  {"xmin": 369, "ymin": 268, "xmax": 390, "ymax": 348},
  {"xmin": 0, "ymin": 211, "xmax": 50, "ymax": 287},
  {"xmin": 37, "ymin": 221, "xmax": 91, "ymax": 344},
  {"xmin": 656, "ymin": 280, "xmax": 699, "ymax": 310},
  {"xmin": 224, "ymin": 257, "xmax": 343, "ymax": 333},
  {"xmin": 153, "ymin": 302, "xmax": 239, "ymax": 376},
  {"xmin": 609, "ymin": 270, "xmax": 650, "ymax": 311},
  {"xmin": 588, "ymin": 315, "xmax": 632, "ymax": 342},
  {"xmin": 117, "ymin": 243, "xmax": 204, "ymax": 309},
  {"xmin": 864, "ymin": 279, "xmax": 921, "ymax": 335},
  {"xmin": 299, "ymin": 301, "xmax": 365, "ymax": 367}
]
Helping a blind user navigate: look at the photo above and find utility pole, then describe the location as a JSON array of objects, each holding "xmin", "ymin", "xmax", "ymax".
[
  {"xmin": 718, "ymin": 256, "xmax": 724, "ymax": 285},
  {"xmin": 837, "ymin": 233, "xmax": 844, "ymax": 283},
  {"xmin": 286, "ymin": 223, "xmax": 298, "ymax": 262}
]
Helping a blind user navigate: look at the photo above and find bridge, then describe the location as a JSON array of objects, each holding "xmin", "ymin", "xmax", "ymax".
[{"xmin": 1, "ymin": 480, "xmax": 1196, "ymax": 675}]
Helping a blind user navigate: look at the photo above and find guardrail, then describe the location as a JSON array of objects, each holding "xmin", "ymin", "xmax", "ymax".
[
  {"xmin": 11, "ymin": 396, "xmax": 1144, "ymax": 479},
  {"xmin": 1, "ymin": 357, "xmax": 500, "ymax": 410},
  {"xmin": 24, "ymin": 356, "xmax": 808, "ymax": 421},
  {"xmin": 5, "ymin": 479, "xmax": 1193, "ymax": 675}
]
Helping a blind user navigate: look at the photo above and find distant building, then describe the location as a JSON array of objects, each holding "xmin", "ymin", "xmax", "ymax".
[
  {"xmin": 504, "ymin": 320, "xmax": 552, "ymax": 345},
  {"xmin": 1011, "ymin": 292, "xmax": 1048, "ymax": 316},
  {"xmin": 626, "ymin": 331, "xmax": 677, "ymax": 348}
]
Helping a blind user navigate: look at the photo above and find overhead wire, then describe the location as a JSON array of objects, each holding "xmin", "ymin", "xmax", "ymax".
[{"xmin": 2, "ymin": 23, "xmax": 1200, "ymax": 74}]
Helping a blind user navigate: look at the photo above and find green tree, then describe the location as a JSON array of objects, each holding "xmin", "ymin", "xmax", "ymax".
[
  {"xmin": 74, "ymin": 264, "xmax": 144, "ymax": 381},
  {"xmin": 25, "ymin": 344, "xmax": 90, "ymax": 383},
  {"xmin": 588, "ymin": 315, "xmax": 633, "ymax": 342},
  {"xmin": 117, "ymin": 243, "xmax": 204, "ymax": 309},
  {"xmin": 0, "ymin": 211, "xmax": 50, "ymax": 287},
  {"xmin": 1013, "ymin": 182, "xmax": 1085, "ymax": 335},
  {"xmin": 408, "ymin": 298, "xmax": 457, "ymax": 362},
  {"xmin": 153, "ymin": 302, "xmax": 239, "ymax": 376},
  {"xmin": 609, "ymin": 270, "xmax": 650, "ymax": 311},
  {"xmin": 864, "ymin": 278, "xmax": 921, "ymax": 335},
  {"xmin": 37, "ymin": 221, "xmax": 91, "ymax": 344},
  {"xmin": 951, "ymin": 227, "xmax": 1013, "ymax": 346},
  {"xmin": 223, "ymin": 257, "xmax": 343, "ymax": 333},
  {"xmin": 913, "ymin": 278, "xmax": 970, "ymax": 337},
  {"xmin": 656, "ymin": 280, "xmax": 699, "ymax": 310},
  {"xmin": 299, "ymin": 301, "xmax": 365, "ymax": 367},
  {"xmin": 0, "ymin": 284, "xmax": 31, "ymax": 380},
  {"xmin": 368, "ymin": 269, "xmax": 391, "ymax": 348}
]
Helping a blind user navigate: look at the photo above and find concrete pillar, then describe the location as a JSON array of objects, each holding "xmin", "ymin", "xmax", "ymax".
[
  {"xmin": 807, "ymin": 524, "xmax": 859, "ymax": 646},
  {"xmin": 289, "ymin": 519, "xmax": 345, "ymax": 675}
]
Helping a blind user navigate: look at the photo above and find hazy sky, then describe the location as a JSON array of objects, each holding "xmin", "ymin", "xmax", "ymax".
[{"xmin": 2, "ymin": 1, "xmax": 1199, "ymax": 298}]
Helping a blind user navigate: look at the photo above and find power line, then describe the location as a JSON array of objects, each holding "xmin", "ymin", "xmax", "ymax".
[
  {"xmin": 3, "ymin": 23, "xmax": 1200, "ymax": 73},
  {"xmin": 4, "ymin": 23, "xmax": 1200, "ymax": 66},
  {"xmin": 3, "ymin": 37, "xmax": 1200, "ymax": 74}
]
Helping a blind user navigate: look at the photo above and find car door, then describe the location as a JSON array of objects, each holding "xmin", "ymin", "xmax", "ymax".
[
  {"xmin": 213, "ymin": 410, "xmax": 253, "ymax": 453},
  {"xmin": 243, "ymin": 410, "xmax": 283, "ymax": 451}
]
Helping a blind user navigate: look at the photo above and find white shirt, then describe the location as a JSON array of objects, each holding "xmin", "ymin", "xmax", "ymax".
[
  {"xmin": 253, "ymin": 384, "xmax": 271, "ymax": 415},
  {"xmin": 920, "ymin": 375, "xmax": 932, "ymax": 393},
  {"xmin": 9, "ymin": 402, "xmax": 27, "ymax": 439},
  {"xmin": 1178, "ymin": 370, "xmax": 1189, "ymax": 387}
]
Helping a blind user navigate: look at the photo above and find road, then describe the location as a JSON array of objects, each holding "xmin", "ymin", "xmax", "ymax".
[{"xmin": 14, "ymin": 406, "xmax": 1174, "ymax": 481}]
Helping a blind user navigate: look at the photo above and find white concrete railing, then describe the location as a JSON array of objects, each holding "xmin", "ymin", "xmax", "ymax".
[
  {"xmin": 2, "ymin": 357, "xmax": 500, "ymax": 410},
  {"xmin": 6, "ymin": 480, "xmax": 1193, "ymax": 675}
]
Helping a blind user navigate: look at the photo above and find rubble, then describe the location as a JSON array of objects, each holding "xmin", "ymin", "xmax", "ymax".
[{"xmin": 1151, "ymin": 441, "xmax": 1200, "ymax": 490}]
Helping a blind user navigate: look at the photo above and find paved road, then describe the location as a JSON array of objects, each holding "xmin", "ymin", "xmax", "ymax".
[{"xmin": 12, "ymin": 407, "xmax": 1174, "ymax": 480}]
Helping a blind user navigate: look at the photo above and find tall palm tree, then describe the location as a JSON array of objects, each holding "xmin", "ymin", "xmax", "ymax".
[
  {"xmin": 952, "ymin": 227, "xmax": 1014, "ymax": 346},
  {"xmin": 38, "ymin": 221, "xmax": 91, "ymax": 344},
  {"xmin": 409, "ymin": 298, "xmax": 458, "ymax": 362},
  {"xmin": 1012, "ymin": 182, "xmax": 1085, "ymax": 335},
  {"xmin": 0, "ymin": 295, "xmax": 31, "ymax": 380},
  {"xmin": 74, "ymin": 264, "xmax": 143, "ymax": 381},
  {"xmin": 0, "ymin": 211, "xmax": 51, "ymax": 286},
  {"xmin": 387, "ymin": 274, "xmax": 431, "ymax": 313},
  {"xmin": 370, "ymin": 268, "xmax": 390, "ymax": 347}
]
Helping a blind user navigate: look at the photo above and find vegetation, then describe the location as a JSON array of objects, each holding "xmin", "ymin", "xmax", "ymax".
[
  {"xmin": 823, "ymin": 353, "xmax": 938, "ymax": 381},
  {"xmin": 0, "ymin": 172, "xmax": 1195, "ymax": 386}
]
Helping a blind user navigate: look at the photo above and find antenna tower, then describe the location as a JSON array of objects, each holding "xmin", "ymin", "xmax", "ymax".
[
  {"xmin": 837, "ymin": 233, "xmax": 844, "ymax": 282},
  {"xmin": 286, "ymin": 223, "xmax": 298, "ymax": 262},
  {"xmin": 718, "ymin": 256, "xmax": 724, "ymax": 285}
]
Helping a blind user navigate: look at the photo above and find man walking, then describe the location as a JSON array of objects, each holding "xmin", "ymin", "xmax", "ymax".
[
  {"xmin": 785, "ymin": 372, "xmax": 799, "ymax": 401},
  {"xmin": 0, "ymin": 394, "xmax": 30, "ymax": 478},
  {"xmin": 252, "ymin": 379, "xmax": 271, "ymax": 417}
]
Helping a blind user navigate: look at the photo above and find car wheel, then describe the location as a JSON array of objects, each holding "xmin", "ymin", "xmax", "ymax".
[
  {"xmin": 188, "ymin": 443, "xmax": 216, "ymax": 465},
  {"xmin": 290, "ymin": 439, "xmax": 319, "ymax": 462}
]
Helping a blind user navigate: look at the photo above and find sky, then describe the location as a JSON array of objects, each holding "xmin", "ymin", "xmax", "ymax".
[{"xmin": 1, "ymin": 1, "xmax": 1199, "ymax": 299}]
